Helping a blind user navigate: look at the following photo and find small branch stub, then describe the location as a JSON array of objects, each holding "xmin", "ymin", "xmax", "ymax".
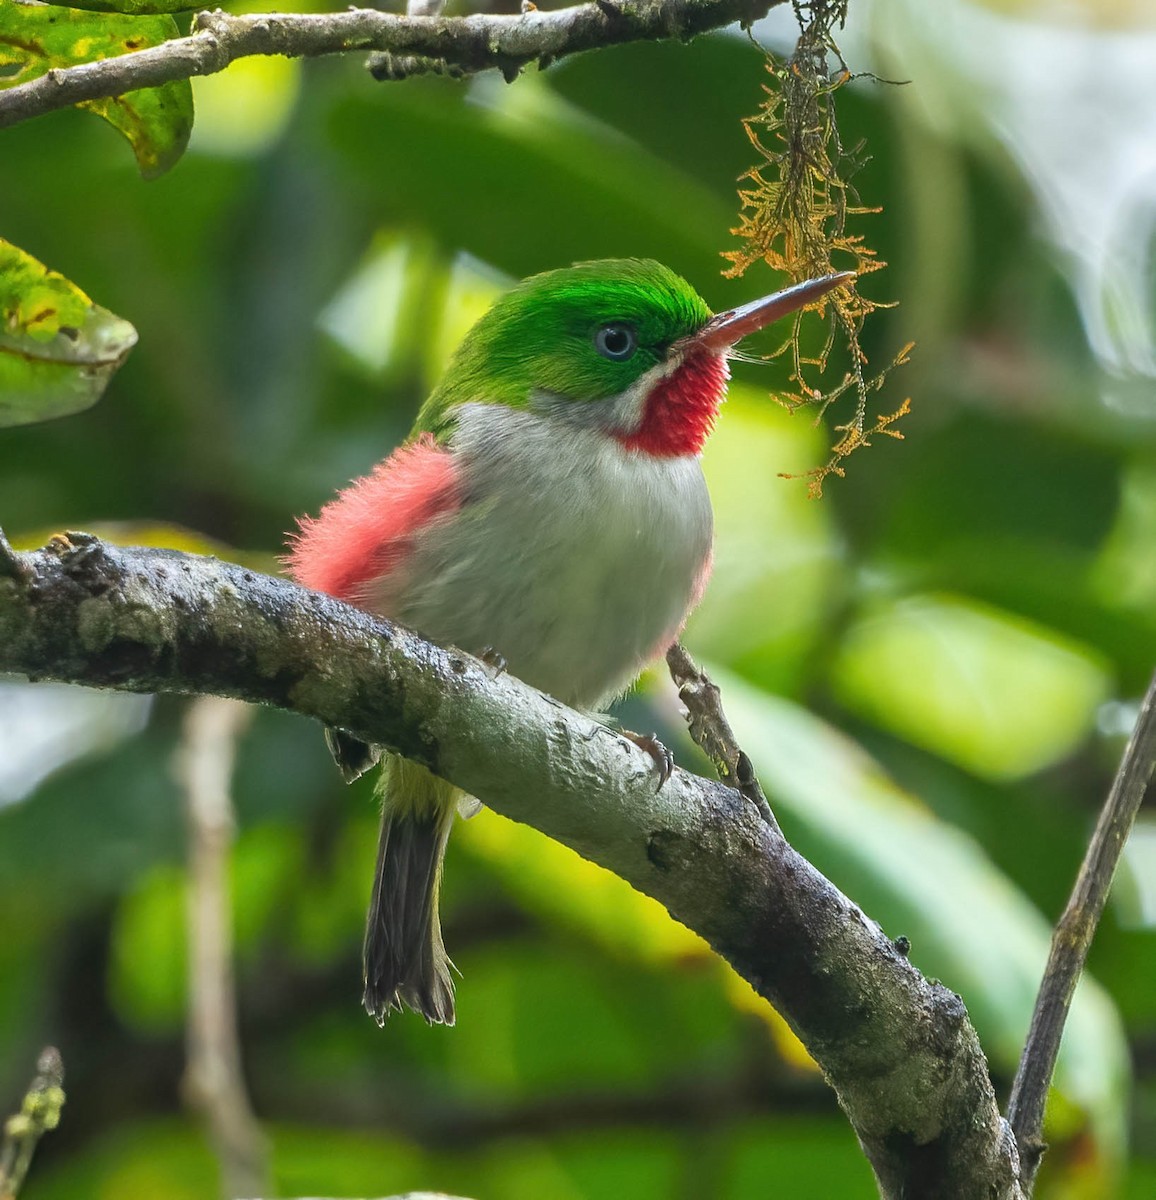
[{"xmin": 665, "ymin": 642, "xmax": 779, "ymax": 831}]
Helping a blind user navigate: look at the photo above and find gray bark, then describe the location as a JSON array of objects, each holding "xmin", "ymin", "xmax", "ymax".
[{"xmin": 0, "ymin": 532, "xmax": 1024, "ymax": 1199}]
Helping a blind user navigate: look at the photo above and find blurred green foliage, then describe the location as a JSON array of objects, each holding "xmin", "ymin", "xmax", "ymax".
[{"xmin": 1, "ymin": 2, "xmax": 1154, "ymax": 1198}]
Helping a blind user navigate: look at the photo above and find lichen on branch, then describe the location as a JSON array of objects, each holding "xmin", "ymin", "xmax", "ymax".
[
  {"xmin": 0, "ymin": 530, "xmax": 1025, "ymax": 1199},
  {"xmin": 725, "ymin": 0, "xmax": 912, "ymax": 496}
]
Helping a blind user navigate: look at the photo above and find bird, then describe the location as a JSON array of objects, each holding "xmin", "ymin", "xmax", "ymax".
[{"xmin": 287, "ymin": 258, "xmax": 851, "ymax": 1026}]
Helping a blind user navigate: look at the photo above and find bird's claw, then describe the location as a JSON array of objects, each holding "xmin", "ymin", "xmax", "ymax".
[{"xmin": 623, "ymin": 730, "xmax": 674, "ymax": 791}]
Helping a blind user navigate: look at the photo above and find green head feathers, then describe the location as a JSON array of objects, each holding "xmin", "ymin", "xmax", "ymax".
[{"xmin": 417, "ymin": 259, "xmax": 711, "ymax": 436}]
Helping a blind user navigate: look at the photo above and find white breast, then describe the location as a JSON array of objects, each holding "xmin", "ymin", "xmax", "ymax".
[{"xmin": 382, "ymin": 403, "xmax": 713, "ymax": 708}]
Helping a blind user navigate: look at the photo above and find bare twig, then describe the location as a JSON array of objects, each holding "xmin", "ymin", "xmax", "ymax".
[
  {"xmin": 0, "ymin": 1048, "xmax": 65, "ymax": 1200},
  {"xmin": 1007, "ymin": 669, "xmax": 1156, "ymax": 1191},
  {"xmin": 0, "ymin": 0, "xmax": 779, "ymax": 131},
  {"xmin": 178, "ymin": 696, "xmax": 267, "ymax": 1200},
  {"xmin": 666, "ymin": 642, "xmax": 779, "ymax": 832}
]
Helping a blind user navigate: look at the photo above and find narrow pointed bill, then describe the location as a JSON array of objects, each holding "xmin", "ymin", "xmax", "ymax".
[{"xmin": 687, "ymin": 271, "xmax": 856, "ymax": 354}]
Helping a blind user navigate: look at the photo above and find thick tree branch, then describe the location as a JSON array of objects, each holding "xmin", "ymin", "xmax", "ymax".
[
  {"xmin": 1007, "ymin": 668, "xmax": 1156, "ymax": 1191},
  {"xmin": 0, "ymin": 532, "xmax": 1023, "ymax": 1199},
  {"xmin": 0, "ymin": 0, "xmax": 780, "ymax": 132}
]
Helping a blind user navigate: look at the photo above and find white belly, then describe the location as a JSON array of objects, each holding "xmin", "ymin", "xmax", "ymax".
[{"xmin": 378, "ymin": 403, "xmax": 713, "ymax": 708}]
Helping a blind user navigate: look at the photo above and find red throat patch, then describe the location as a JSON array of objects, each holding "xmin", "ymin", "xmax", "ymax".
[
  {"xmin": 286, "ymin": 433, "xmax": 460, "ymax": 607},
  {"xmin": 620, "ymin": 352, "xmax": 729, "ymax": 458}
]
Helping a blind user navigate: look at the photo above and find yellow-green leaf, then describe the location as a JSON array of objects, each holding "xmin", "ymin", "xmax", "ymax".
[
  {"xmin": 0, "ymin": 239, "xmax": 137, "ymax": 427},
  {"xmin": 831, "ymin": 593, "xmax": 1113, "ymax": 781},
  {"xmin": 0, "ymin": 3, "xmax": 193, "ymax": 178},
  {"xmin": 457, "ymin": 802, "xmax": 820, "ymax": 1072}
]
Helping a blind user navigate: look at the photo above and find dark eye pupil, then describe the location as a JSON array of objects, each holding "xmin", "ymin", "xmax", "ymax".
[{"xmin": 596, "ymin": 325, "xmax": 636, "ymax": 361}]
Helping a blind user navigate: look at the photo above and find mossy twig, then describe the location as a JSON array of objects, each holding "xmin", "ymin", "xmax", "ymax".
[{"xmin": 726, "ymin": 0, "xmax": 911, "ymax": 495}]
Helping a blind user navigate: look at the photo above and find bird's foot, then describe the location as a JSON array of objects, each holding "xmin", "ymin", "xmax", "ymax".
[
  {"xmin": 622, "ymin": 729, "xmax": 675, "ymax": 791},
  {"xmin": 479, "ymin": 646, "xmax": 507, "ymax": 676},
  {"xmin": 324, "ymin": 728, "xmax": 381, "ymax": 784}
]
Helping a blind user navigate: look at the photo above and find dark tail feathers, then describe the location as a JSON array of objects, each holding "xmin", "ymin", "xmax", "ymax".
[{"xmin": 363, "ymin": 763, "xmax": 457, "ymax": 1026}]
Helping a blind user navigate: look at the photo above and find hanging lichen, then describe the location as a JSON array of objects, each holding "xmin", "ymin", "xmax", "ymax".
[{"xmin": 725, "ymin": 0, "xmax": 912, "ymax": 497}]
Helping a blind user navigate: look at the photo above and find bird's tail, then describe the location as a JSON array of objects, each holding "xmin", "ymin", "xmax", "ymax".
[{"xmin": 363, "ymin": 755, "xmax": 457, "ymax": 1026}]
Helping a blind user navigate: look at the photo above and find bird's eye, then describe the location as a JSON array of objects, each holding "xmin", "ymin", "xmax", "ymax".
[{"xmin": 594, "ymin": 324, "xmax": 637, "ymax": 361}]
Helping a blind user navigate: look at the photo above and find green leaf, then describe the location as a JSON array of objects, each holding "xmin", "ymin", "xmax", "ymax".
[
  {"xmin": 830, "ymin": 593, "xmax": 1113, "ymax": 781},
  {"xmin": 713, "ymin": 667, "xmax": 1131, "ymax": 1168},
  {"xmin": 0, "ymin": 238, "xmax": 137, "ymax": 427},
  {"xmin": 0, "ymin": 3, "xmax": 193, "ymax": 178},
  {"xmin": 460, "ymin": 807, "xmax": 706, "ymax": 969},
  {"xmin": 458, "ymin": 783, "xmax": 824, "ymax": 1073}
]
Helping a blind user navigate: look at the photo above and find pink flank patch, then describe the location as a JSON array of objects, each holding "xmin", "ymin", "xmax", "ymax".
[
  {"xmin": 620, "ymin": 352, "xmax": 729, "ymax": 458},
  {"xmin": 287, "ymin": 433, "xmax": 460, "ymax": 607}
]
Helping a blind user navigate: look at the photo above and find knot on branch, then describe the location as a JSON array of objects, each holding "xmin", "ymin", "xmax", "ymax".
[
  {"xmin": 190, "ymin": 8, "xmax": 235, "ymax": 72},
  {"xmin": 46, "ymin": 530, "xmax": 110, "ymax": 589},
  {"xmin": 192, "ymin": 8, "xmax": 229, "ymax": 35}
]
